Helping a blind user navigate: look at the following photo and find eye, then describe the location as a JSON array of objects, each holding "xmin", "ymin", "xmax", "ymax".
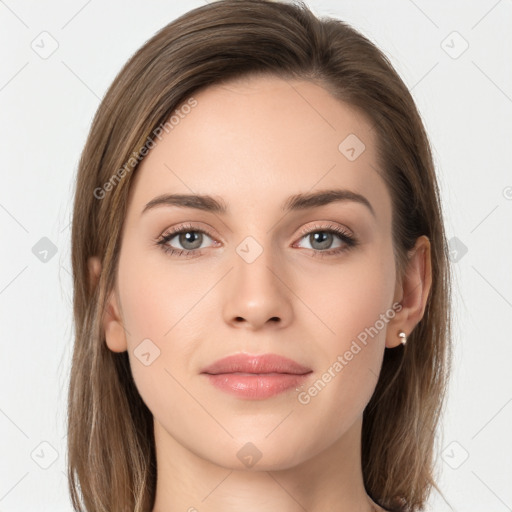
[
  {"xmin": 156, "ymin": 223, "xmax": 218, "ymax": 258},
  {"xmin": 155, "ymin": 222, "xmax": 358, "ymax": 259},
  {"xmin": 293, "ymin": 223, "xmax": 357, "ymax": 257}
]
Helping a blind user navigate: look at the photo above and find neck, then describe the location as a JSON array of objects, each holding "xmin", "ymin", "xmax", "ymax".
[{"xmin": 151, "ymin": 415, "xmax": 379, "ymax": 512}]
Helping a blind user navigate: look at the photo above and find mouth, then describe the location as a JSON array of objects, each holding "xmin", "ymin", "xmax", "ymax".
[
  {"xmin": 200, "ymin": 353, "xmax": 312, "ymax": 399},
  {"xmin": 202, "ymin": 372, "xmax": 311, "ymax": 399}
]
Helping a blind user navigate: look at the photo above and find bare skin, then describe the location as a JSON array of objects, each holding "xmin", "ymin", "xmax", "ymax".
[{"xmin": 89, "ymin": 75, "xmax": 431, "ymax": 512}]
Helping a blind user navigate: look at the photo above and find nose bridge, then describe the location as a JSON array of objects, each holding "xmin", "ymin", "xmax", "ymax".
[
  {"xmin": 233, "ymin": 233, "xmax": 282, "ymax": 296},
  {"xmin": 234, "ymin": 237, "xmax": 276, "ymax": 288},
  {"xmin": 222, "ymin": 232, "xmax": 292, "ymax": 328}
]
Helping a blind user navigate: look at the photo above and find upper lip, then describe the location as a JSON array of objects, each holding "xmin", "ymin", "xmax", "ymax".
[{"xmin": 200, "ymin": 353, "xmax": 312, "ymax": 375}]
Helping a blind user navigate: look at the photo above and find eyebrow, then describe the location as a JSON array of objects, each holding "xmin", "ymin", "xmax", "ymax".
[{"xmin": 141, "ymin": 188, "xmax": 375, "ymax": 218}]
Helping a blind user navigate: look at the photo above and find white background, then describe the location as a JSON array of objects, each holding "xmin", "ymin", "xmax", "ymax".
[{"xmin": 1, "ymin": 1, "xmax": 511, "ymax": 510}]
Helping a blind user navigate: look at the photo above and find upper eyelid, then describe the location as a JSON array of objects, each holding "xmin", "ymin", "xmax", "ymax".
[
  {"xmin": 161, "ymin": 223, "xmax": 217, "ymax": 240},
  {"xmin": 298, "ymin": 221, "xmax": 353, "ymax": 236}
]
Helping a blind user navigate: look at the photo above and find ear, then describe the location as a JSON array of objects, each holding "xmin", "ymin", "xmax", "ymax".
[
  {"xmin": 386, "ymin": 235, "xmax": 432, "ymax": 348},
  {"xmin": 88, "ymin": 256, "xmax": 128, "ymax": 353}
]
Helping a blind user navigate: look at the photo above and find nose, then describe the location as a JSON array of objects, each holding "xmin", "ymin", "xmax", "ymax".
[{"xmin": 222, "ymin": 246, "xmax": 293, "ymax": 331}]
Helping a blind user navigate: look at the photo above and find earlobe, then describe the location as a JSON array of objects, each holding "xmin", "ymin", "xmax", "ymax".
[
  {"xmin": 87, "ymin": 255, "xmax": 128, "ymax": 353},
  {"xmin": 386, "ymin": 236, "xmax": 432, "ymax": 349},
  {"xmin": 102, "ymin": 290, "xmax": 128, "ymax": 353}
]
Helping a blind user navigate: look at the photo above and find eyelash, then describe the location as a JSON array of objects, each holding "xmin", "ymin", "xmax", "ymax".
[{"xmin": 155, "ymin": 222, "xmax": 358, "ymax": 259}]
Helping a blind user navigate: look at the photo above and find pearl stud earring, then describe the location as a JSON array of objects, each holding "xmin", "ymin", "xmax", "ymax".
[{"xmin": 398, "ymin": 331, "xmax": 407, "ymax": 345}]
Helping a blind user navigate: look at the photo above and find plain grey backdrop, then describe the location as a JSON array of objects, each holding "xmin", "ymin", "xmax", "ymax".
[{"xmin": 1, "ymin": 0, "xmax": 511, "ymax": 510}]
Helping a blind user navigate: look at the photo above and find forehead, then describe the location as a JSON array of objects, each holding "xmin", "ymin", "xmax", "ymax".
[{"xmin": 127, "ymin": 74, "xmax": 390, "ymax": 226}]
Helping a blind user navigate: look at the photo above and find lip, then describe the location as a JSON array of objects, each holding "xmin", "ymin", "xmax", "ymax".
[
  {"xmin": 201, "ymin": 353, "xmax": 312, "ymax": 375},
  {"xmin": 200, "ymin": 353, "xmax": 312, "ymax": 399}
]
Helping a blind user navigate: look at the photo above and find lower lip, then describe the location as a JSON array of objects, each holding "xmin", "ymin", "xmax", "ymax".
[{"xmin": 203, "ymin": 372, "xmax": 311, "ymax": 399}]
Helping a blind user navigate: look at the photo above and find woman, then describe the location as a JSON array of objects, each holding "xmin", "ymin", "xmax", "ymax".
[{"xmin": 67, "ymin": 1, "xmax": 452, "ymax": 510}]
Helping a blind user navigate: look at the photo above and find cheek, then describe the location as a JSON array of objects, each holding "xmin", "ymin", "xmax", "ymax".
[
  {"xmin": 116, "ymin": 245, "xmax": 203, "ymax": 398},
  {"xmin": 301, "ymin": 244, "xmax": 396, "ymax": 352},
  {"xmin": 118, "ymin": 242, "xmax": 205, "ymax": 344},
  {"xmin": 294, "ymin": 276, "xmax": 392, "ymax": 447},
  {"xmin": 294, "ymin": 244, "xmax": 396, "ymax": 410},
  {"xmin": 120, "ymin": 269, "xmax": 173, "ymax": 342}
]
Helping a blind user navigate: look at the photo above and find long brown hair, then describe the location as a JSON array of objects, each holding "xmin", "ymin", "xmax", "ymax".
[{"xmin": 68, "ymin": 1, "xmax": 452, "ymax": 510}]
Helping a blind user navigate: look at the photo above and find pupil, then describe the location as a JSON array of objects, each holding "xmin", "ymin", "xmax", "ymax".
[
  {"xmin": 180, "ymin": 231, "xmax": 201, "ymax": 250},
  {"xmin": 312, "ymin": 232, "xmax": 332, "ymax": 250}
]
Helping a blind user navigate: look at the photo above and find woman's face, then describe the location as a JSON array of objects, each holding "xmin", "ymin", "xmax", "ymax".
[{"xmin": 102, "ymin": 75, "xmax": 406, "ymax": 470}]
